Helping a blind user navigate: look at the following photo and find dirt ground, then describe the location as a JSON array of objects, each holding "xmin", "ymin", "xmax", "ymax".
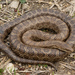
[{"xmin": 0, "ymin": 0, "xmax": 75, "ymax": 75}]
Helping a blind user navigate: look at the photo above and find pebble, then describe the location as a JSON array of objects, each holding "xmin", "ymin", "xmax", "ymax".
[
  {"xmin": 16, "ymin": 73, "xmax": 20, "ymax": 75},
  {"xmin": 48, "ymin": 66, "xmax": 51, "ymax": 70},
  {"xmin": 28, "ymin": 65, "xmax": 32, "ymax": 68},
  {"xmin": 9, "ymin": 0, "xmax": 19, "ymax": 8},
  {"xmin": 48, "ymin": 2, "xmax": 53, "ymax": 5},
  {"xmin": 3, "ymin": 5, "xmax": 6, "ymax": 7},
  {"xmin": 40, "ymin": 66, "xmax": 43, "ymax": 70},
  {"xmin": 68, "ymin": 72, "xmax": 71, "ymax": 75},
  {"xmin": 18, "ymin": 63, "xmax": 21, "ymax": 66},
  {"xmin": 22, "ymin": 3, "xmax": 29, "ymax": 10}
]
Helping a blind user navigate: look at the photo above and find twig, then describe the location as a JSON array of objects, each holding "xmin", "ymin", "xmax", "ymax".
[
  {"xmin": 0, "ymin": 10, "xmax": 13, "ymax": 17},
  {"xmin": 60, "ymin": 62, "xmax": 75, "ymax": 70},
  {"xmin": 53, "ymin": 0, "xmax": 62, "ymax": 10},
  {"xmin": 27, "ymin": 0, "xmax": 53, "ymax": 5},
  {"xmin": 27, "ymin": 0, "xmax": 48, "ymax": 3},
  {"xmin": 0, "ymin": 59, "xmax": 11, "ymax": 68},
  {"xmin": 50, "ymin": 4, "xmax": 55, "ymax": 9},
  {"xmin": 0, "ymin": 58, "xmax": 3, "ymax": 61},
  {"xmin": 0, "ymin": 17, "xmax": 8, "ymax": 22},
  {"xmin": 6, "ymin": 69, "xmax": 12, "ymax": 75},
  {"xmin": 0, "ymin": 57, "xmax": 6, "ymax": 68}
]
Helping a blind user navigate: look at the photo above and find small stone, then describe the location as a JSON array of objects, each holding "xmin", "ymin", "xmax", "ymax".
[
  {"xmin": 28, "ymin": 65, "xmax": 31, "ymax": 68},
  {"xmin": 68, "ymin": 72, "xmax": 71, "ymax": 75},
  {"xmin": 18, "ymin": 63, "xmax": 21, "ymax": 66},
  {"xmin": 9, "ymin": 0, "xmax": 19, "ymax": 9},
  {"xmin": 52, "ymin": 67, "xmax": 55, "ymax": 71},
  {"xmin": 16, "ymin": 73, "xmax": 20, "ymax": 75},
  {"xmin": 48, "ymin": 2, "xmax": 53, "ymax": 5},
  {"xmin": 40, "ymin": 66, "xmax": 43, "ymax": 70},
  {"xmin": 3, "ymin": 5, "xmax": 6, "ymax": 7},
  {"xmin": 65, "ymin": 58, "xmax": 67, "ymax": 60},
  {"xmin": 22, "ymin": 3, "xmax": 29, "ymax": 10},
  {"xmin": 48, "ymin": 66, "xmax": 51, "ymax": 71}
]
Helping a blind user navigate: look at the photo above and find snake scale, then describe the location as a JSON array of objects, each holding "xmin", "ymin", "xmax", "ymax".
[{"xmin": 0, "ymin": 8, "xmax": 75, "ymax": 70}]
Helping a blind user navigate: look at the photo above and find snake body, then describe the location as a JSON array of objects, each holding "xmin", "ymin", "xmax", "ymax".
[{"xmin": 0, "ymin": 8, "xmax": 75, "ymax": 70}]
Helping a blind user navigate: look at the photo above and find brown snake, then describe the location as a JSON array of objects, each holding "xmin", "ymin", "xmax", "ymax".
[{"xmin": 0, "ymin": 8, "xmax": 75, "ymax": 71}]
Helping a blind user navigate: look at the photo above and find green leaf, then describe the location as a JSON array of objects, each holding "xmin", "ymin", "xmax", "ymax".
[
  {"xmin": 0, "ymin": 69, "xmax": 4, "ymax": 74},
  {"xmin": 43, "ymin": 65, "xmax": 48, "ymax": 68},
  {"xmin": 52, "ymin": 71, "xmax": 54, "ymax": 75},
  {"xmin": 19, "ymin": 0, "xmax": 26, "ymax": 4},
  {"xmin": 0, "ymin": 73, "xmax": 3, "ymax": 75},
  {"xmin": 14, "ymin": 69, "xmax": 16, "ymax": 75},
  {"xmin": 38, "ymin": 64, "xmax": 41, "ymax": 67}
]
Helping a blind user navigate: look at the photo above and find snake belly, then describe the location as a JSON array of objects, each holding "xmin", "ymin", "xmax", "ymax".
[{"xmin": 0, "ymin": 8, "xmax": 75, "ymax": 70}]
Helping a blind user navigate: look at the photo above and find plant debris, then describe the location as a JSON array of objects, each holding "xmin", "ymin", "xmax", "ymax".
[{"xmin": 0, "ymin": 0, "xmax": 75, "ymax": 75}]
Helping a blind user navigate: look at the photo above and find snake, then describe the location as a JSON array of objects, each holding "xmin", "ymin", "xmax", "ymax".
[{"xmin": 0, "ymin": 8, "xmax": 75, "ymax": 71}]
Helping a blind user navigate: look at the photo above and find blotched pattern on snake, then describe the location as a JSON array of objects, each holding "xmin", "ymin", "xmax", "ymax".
[{"xmin": 0, "ymin": 8, "xmax": 75, "ymax": 70}]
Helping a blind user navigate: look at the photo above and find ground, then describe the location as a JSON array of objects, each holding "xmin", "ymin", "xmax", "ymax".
[{"xmin": 0, "ymin": 0, "xmax": 75, "ymax": 75}]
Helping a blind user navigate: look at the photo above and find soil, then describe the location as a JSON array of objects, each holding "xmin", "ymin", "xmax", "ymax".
[{"xmin": 0, "ymin": 0, "xmax": 75, "ymax": 75}]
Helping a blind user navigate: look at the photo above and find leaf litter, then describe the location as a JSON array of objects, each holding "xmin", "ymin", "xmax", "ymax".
[{"xmin": 0, "ymin": 0, "xmax": 75, "ymax": 75}]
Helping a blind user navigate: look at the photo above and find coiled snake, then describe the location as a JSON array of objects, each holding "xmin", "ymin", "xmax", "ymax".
[{"xmin": 0, "ymin": 8, "xmax": 75, "ymax": 70}]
